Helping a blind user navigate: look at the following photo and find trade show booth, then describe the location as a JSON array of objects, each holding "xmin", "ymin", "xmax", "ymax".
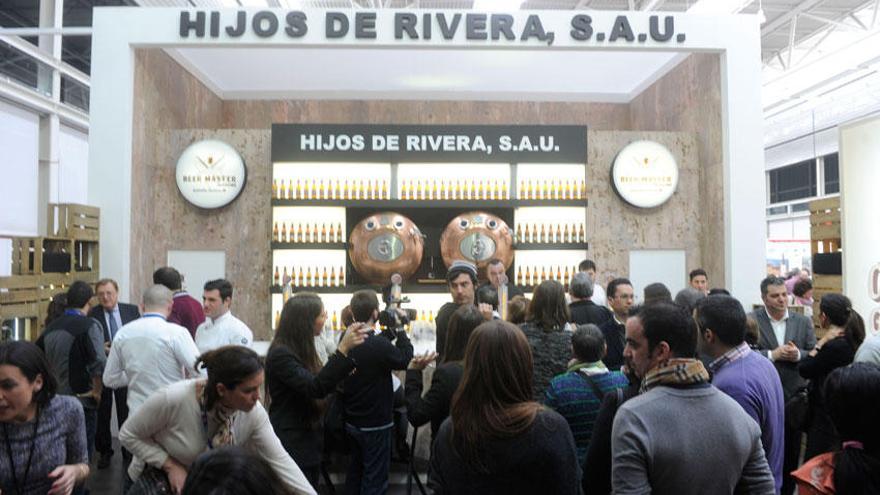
[{"xmin": 87, "ymin": 7, "xmax": 765, "ymax": 339}]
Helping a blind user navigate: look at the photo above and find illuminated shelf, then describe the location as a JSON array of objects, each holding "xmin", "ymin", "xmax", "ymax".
[
  {"xmin": 514, "ymin": 243, "xmax": 588, "ymax": 250},
  {"xmin": 269, "ymin": 282, "xmax": 538, "ymax": 294},
  {"xmin": 271, "ymin": 199, "xmax": 587, "ymax": 208},
  {"xmin": 271, "ymin": 242, "xmax": 347, "ymax": 250}
]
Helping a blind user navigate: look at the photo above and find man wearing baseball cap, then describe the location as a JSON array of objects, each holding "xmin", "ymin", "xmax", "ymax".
[{"xmin": 434, "ymin": 260, "xmax": 478, "ymax": 360}]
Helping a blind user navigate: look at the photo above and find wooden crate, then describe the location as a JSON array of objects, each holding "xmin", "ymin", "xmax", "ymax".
[
  {"xmin": 48, "ymin": 203, "xmax": 100, "ymax": 241},
  {"xmin": 809, "ymin": 197, "xmax": 841, "ymax": 255},
  {"xmin": 73, "ymin": 240, "xmax": 100, "ymax": 275},
  {"xmin": 0, "ymin": 273, "xmax": 74, "ymax": 341},
  {"xmin": 11, "ymin": 237, "xmax": 75, "ymax": 275}
]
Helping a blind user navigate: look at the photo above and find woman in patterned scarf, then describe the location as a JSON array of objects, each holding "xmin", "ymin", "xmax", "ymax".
[{"xmin": 120, "ymin": 346, "xmax": 316, "ymax": 495}]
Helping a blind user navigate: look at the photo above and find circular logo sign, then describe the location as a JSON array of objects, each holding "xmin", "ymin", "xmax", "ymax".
[
  {"xmin": 175, "ymin": 140, "xmax": 246, "ymax": 209},
  {"xmin": 869, "ymin": 263, "xmax": 880, "ymax": 303},
  {"xmin": 611, "ymin": 140, "xmax": 679, "ymax": 208}
]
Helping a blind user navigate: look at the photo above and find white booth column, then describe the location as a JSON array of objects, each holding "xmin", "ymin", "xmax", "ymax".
[{"xmin": 839, "ymin": 115, "xmax": 880, "ymax": 334}]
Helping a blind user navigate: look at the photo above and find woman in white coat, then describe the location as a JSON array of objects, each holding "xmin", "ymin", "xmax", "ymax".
[{"xmin": 120, "ymin": 345, "xmax": 316, "ymax": 495}]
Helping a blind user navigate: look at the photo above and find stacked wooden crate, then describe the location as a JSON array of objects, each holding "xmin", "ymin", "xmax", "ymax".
[
  {"xmin": 809, "ymin": 197, "xmax": 842, "ymax": 333},
  {"xmin": 0, "ymin": 204, "xmax": 100, "ymax": 341}
]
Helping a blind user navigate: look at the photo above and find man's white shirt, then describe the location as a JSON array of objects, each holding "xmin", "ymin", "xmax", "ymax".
[
  {"xmin": 102, "ymin": 313, "xmax": 201, "ymax": 412},
  {"xmin": 194, "ymin": 311, "xmax": 253, "ymax": 354},
  {"xmin": 592, "ymin": 283, "xmax": 607, "ymax": 307}
]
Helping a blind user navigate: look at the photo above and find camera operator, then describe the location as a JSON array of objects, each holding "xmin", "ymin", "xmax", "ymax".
[{"xmin": 342, "ymin": 289, "xmax": 414, "ymax": 494}]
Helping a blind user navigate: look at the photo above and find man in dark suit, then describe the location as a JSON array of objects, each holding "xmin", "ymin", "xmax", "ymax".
[
  {"xmin": 750, "ymin": 275, "xmax": 816, "ymax": 495},
  {"xmin": 569, "ymin": 272, "xmax": 612, "ymax": 326},
  {"xmin": 598, "ymin": 277, "xmax": 634, "ymax": 371},
  {"xmin": 89, "ymin": 278, "xmax": 140, "ymax": 468}
]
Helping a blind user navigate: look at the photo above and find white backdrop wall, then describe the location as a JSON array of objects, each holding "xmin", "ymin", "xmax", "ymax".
[
  {"xmin": 0, "ymin": 99, "xmax": 40, "ymax": 277},
  {"xmin": 0, "ymin": 101, "xmax": 90, "ymax": 277},
  {"xmin": 59, "ymin": 125, "xmax": 89, "ymax": 204},
  {"xmin": 0, "ymin": 99, "xmax": 40, "ymax": 237}
]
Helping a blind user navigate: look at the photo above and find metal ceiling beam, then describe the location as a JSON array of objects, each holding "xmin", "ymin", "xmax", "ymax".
[
  {"xmin": 872, "ymin": 0, "xmax": 879, "ymax": 28},
  {"xmin": 787, "ymin": 13, "xmax": 798, "ymax": 69},
  {"xmin": 800, "ymin": 12, "xmax": 865, "ymax": 31},
  {"xmin": 761, "ymin": 0, "xmax": 826, "ymax": 37}
]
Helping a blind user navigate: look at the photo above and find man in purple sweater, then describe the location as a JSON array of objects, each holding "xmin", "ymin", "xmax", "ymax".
[
  {"xmin": 696, "ymin": 295, "xmax": 785, "ymax": 493},
  {"xmin": 153, "ymin": 266, "xmax": 205, "ymax": 340}
]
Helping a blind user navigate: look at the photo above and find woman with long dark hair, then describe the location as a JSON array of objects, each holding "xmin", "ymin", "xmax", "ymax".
[
  {"xmin": 519, "ymin": 280, "xmax": 573, "ymax": 400},
  {"xmin": 793, "ymin": 363, "xmax": 880, "ymax": 494},
  {"xmin": 429, "ymin": 320, "xmax": 579, "ymax": 494},
  {"xmin": 799, "ymin": 293, "xmax": 865, "ymax": 459},
  {"xmin": 265, "ymin": 292, "xmax": 367, "ymax": 486},
  {"xmin": 119, "ymin": 346, "xmax": 316, "ymax": 495},
  {"xmin": 405, "ymin": 304, "xmax": 483, "ymax": 439},
  {"xmin": 0, "ymin": 341, "xmax": 89, "ymax": 495}
]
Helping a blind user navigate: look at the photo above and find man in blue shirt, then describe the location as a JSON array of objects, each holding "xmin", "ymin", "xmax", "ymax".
[{"xmin": 697, "ymin": 295, "xmax": 786, "ymax": 493}]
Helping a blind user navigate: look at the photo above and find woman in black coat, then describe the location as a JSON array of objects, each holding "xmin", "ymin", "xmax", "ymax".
[
  {"xmin": 265, "ymin": 293, "xmax": 367, "ymax": 486},
  {"xmin": 405, "ymin": 304, "xmax": 484, "ymax": 440},
  {"xmin": 799, "ymin": 293, "xmax": 865, "ymax": 459}
]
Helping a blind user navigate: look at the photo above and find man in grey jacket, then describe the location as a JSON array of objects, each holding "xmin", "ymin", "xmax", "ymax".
[
  {"xmin": 751, "ymin": 275, "xmax": 816, "ymax": 495},
  {"xmin": 611, "ymin": 303, "xmax": 775, "ymax": 495}
]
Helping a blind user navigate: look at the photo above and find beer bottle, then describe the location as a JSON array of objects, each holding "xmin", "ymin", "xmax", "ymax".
[
  {"xmin": 555, "ymin": 225, "xmax": 562, "ymax": 244},
  {"xmin": 563, "ymin": 224, "xmax": 570, "ymax": 244},
  {"xmin": 337, "ymin": 222, "xmax": 343, "ymax": 242},
  {"xmin": 578, "ymin": 224, "xmax": 585, "ymax": 243},
  {"xmin": 272, "ymin": 179, "xmax": 278, "ymax": 199},
  {"xmin": 381, "ymin": 179, "xmax": 389, "ymax": 199},
  {"xmin": 523, "ymin": 224, "xmax": 530, "ymax": 244},
  {"xmin": 322, "ymin": 267, "xmax": 328, "ymax": 287},
  {"xmin": 274, "ymin": 266, "xmax": 280, "ymax": 286},
  {"xmin": 274, "ymin": 311, "xmax": 280, "ymax": 329},
  {"xmin": 286, "ymin": 180, "xmax": 292, "ymax": 200},
  {"xmin": 332, "ymin": 311, "xmax": 338, "ymax": 330},
  {"xmin": 517, "ymin": 266, "xmax": 523, "ymax": 286},
  {"xmin": 541, "ymin": 266, "xmax": 547, "ymax": 282},
  {"xmin": 540, "ymin": 224, "xmax": 547, "ymax": 244},
  {"xmin": 330, "ymin": 266, "xmax": 336, "ymax": 287},
  {"xmin": 338, "ymin": 266, "xmax": 345, "ymax": 286},
  {"xmin": 273, "ymin": 222, "xmax": 279, "ymax": 242},
  {"xmin": 525, "ymin": 266, "xmax": 532, "ymax": 286},
  {"xmin": 516, "ymin": 224, "xmax": 522, "ymax": 243},
  {"xmin": 564, "ymin": 266, "xmax": 570, "ymax": 285},
  {"xmin": 281, "ymin": 223, "xmax": 288, "ymax": 243}
]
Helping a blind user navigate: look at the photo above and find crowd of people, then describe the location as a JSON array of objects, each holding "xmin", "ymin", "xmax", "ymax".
[{"xmin": 3, "ymin": 261, "xmax": 880, "ymax": 495}]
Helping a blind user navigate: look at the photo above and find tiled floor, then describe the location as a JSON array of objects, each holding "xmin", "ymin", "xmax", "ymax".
[{"xmin": 87, "ymin": 440, "xmax": 429, "ymax": 495}]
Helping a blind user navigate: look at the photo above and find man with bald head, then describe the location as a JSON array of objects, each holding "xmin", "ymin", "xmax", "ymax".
[{"xmin": 103, "ymin": 284, "xmax": 201, "ymax": 414}]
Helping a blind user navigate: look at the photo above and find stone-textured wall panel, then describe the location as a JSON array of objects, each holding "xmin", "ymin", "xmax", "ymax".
[
  {"xmin": 587, "ymin": 131, "xmax": 701, "ymax": 287},
  {"xmin": 629, "ymin": 54, "xmax": 724, "ymax": 288}
]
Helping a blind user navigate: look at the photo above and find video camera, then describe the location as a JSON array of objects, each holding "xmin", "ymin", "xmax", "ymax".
[{"xmin": 379, "ymin": 273, "xmax": 418, "ymax": 332}]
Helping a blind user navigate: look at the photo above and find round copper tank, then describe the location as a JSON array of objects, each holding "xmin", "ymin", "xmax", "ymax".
[{"xmin": 348, "ymin": 212, "xmax": 425, "ymax": 284}]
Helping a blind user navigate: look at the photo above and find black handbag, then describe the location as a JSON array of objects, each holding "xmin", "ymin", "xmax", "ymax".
[
  {"xmin": 785, "ymin": 387, "xmax": 810, "ymax": 432},
  {"xmin": 126, "ymin": 465, "xmax": 172, "ymax": 495}
]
